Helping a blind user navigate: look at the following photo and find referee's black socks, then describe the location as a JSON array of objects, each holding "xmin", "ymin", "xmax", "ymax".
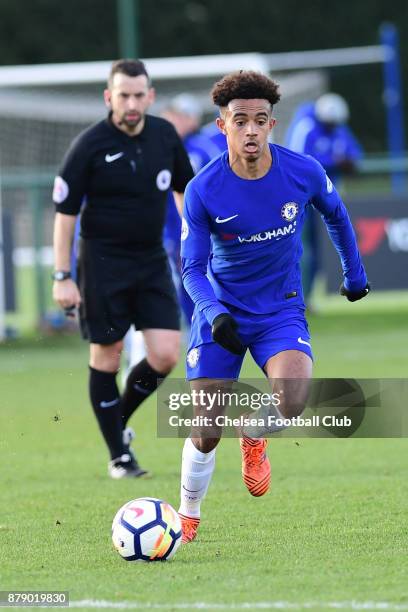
[
  {"xmin": 89, "ymin": 366, "xmax": 125, "ymax": 459},
  {"xmin": 121, "ymin": 358, "xmax": 167, "ymax": 426}
]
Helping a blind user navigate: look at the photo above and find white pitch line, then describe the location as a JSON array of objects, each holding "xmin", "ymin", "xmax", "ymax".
[{"xmin": 70, "ymin": 601, "xmax": 408, "ymax": 611}]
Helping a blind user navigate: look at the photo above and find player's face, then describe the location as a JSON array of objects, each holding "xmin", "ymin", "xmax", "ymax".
[
  {"xmin": 217, "ymin": 99, "xmax": 275, "ymax": 162},
  {"xmin": 104, "ymin": 73, "xmax": 155, "ymax": 134}
]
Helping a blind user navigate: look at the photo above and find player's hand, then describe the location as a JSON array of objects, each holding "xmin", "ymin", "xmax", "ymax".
[
  {"xmin": 53, "ymin": 278, "xmax": 82, "ymax": 312},
  {"xmin": 211, "ymin": 314, "xmax": 245, "ymax": 355},
  {"xmin": 340, "ymin": 282, "xmax": 370, "ymax": 302}
]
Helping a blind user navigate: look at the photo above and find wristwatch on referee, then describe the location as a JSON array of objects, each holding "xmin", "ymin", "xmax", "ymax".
[{"xmin": 52, "ymin": 270, "xmax": 71, "ymax": 281}]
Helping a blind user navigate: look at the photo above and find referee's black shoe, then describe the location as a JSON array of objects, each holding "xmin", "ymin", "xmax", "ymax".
[
  {"xmin": 108, "ymin": 453, "xmax": 150, "ymax": 479},
  {"xmin": 108, "ymin": 427, "xmax": 150, "ymax": 479}
]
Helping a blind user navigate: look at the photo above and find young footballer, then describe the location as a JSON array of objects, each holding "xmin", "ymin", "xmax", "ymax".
[{"xmin": 178, "ymin": 70, "xmax": 369, "ymax": 542}]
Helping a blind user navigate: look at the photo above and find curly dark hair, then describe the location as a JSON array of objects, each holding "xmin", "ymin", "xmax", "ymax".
[{"xmin": 211, "ymin": 70, "xmax": 280, "ymax": 108}]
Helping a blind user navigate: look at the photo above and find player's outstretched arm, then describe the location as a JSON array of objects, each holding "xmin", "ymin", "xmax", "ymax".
[
  {"xmin": 310, "ymin": 159, "xmax": 369, "ymax": 300},
  {"xmin": 181, "ymin": 182, "xmax": 230, "ymax": 325}
]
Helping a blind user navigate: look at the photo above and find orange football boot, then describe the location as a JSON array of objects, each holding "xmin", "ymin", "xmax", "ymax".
[
  {"xmin": 179, "ymin": 513, "xmax": 200, "ymax": 543},
  {"xmin": 239, "ymin": 435, "xmax": 271, "ymax": 497}
]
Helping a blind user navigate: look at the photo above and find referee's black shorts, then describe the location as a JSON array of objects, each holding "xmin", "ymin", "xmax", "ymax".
[{"xmin": 77, "ymin": 239, "xmax": 180, "ymax": 344}]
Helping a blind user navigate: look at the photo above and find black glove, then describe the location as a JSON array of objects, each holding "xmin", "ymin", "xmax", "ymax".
[
  {"xmin": 211, "ymin": 314, "xmax": 245, "ymax": 355},
  {"xmin": 340, "ymin": 282, "xmax": 371, "ymax": 302}
]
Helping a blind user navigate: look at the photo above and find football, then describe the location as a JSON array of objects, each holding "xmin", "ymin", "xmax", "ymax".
[{"xmin": 112, "ymin": 497, "xmax": 182, "ymax": 562}]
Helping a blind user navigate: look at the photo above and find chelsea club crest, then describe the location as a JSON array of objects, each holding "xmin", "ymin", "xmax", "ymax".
[
  {"xmin": 281, "ymin": 202, "xmax": 299, "ymax": 222},
  {"xmin": 187, "ymin": 348, "xmax": 200, "ymax": 368}
]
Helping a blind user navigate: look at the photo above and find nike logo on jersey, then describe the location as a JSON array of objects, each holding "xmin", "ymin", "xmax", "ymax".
[
  {"xmin": 105, "ymin": 152, "xmax": 124, "ymax": 163},
  {"xmin": 215, "ymin": 214, "xmax": 239, "ymax": 223},
  {"xmin": 297, "ymin": 337, "xmax": 311, "ymax": 348}
]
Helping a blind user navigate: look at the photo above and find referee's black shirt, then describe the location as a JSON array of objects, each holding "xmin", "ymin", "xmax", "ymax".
[{"xmin": 53, "ymin": 114, "xmax": 194, "ymax": 247}]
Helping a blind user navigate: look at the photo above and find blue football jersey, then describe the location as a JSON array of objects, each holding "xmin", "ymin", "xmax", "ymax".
[{"xmin": 181, "ymin": 144, "xmax": 367, "ymax": 325}]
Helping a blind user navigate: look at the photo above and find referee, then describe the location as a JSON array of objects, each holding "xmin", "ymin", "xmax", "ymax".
[{"xmin": 52, "ymin": 59, "xmax": 194, "ymax": 478}]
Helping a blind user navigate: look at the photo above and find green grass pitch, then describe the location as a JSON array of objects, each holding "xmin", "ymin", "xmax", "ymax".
[{"xmin": 0, "ymin": 299, "xmax": 407, "ymax": 611}]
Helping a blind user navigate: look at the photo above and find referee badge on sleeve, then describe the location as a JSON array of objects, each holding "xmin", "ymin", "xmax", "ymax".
[
  {"xmin": 52, "ymin": 176, "xmax": 69, "ymax": 204},
  {"xmin": 156, "ymin": 169, "xmax": 172, "ymax": 191}
]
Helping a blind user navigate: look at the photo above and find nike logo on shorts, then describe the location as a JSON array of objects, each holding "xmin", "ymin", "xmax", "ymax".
[
  {"xmin": 297, "ymin": 337, "xmax": 311, "ymax": 347},
  {"xmin": 105, "ymin": 152, "xmax": 124, "ymax": 163},
  {"xmin": 215, "ymin": 214, "xmax": 239, "ymax": 223}
]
